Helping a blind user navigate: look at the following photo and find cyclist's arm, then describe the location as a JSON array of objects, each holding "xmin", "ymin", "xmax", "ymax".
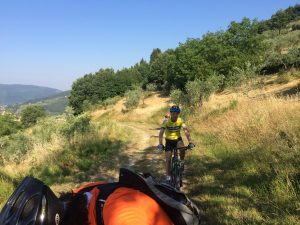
[
  {"xmin": 159, "ymin": 128, "xmax": 165, "ymax": 145},
  {"xmin": 183, "ymin": 127, "xmax": 193, "ymax": 143},
  {"xmin": 159, "ymin": 119, "xmax": 167, "ymax": 145}
]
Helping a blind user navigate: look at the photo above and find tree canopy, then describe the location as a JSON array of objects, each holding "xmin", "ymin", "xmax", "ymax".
[{"xmin": 69, "ymin": 4, "xmax": 300, "ymax": 114}]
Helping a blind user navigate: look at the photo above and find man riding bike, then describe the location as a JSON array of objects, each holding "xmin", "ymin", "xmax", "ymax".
[{"xmin": 157, "ymin": 105, "xmax": 195, "ymax": 182}]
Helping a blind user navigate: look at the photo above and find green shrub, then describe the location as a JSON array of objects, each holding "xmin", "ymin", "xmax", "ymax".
[
  {"xmin": 60, "ymin": 115, "xmax": 92, "ymax": 144},
  {"xmin": 184, "ymin": 80, "xmax": 203, "ymax": 107},
  {"xmin": 184, "ymin": 75, "xmax": 224, "ymax": 111},
  {"xmin": 170, "ymin": 89, "xmax": 182, "ymax": 106},
  {"xmin": 285, "ymin": 47, "xmax": 300, "ymax": 68},
  {"xmin": 229, "ymin": 99, "xmax": 238, "ymax": 110},
  {"xmin": 20, "ymin": 105, "xmax": 46, "ymax": 127},
  {"xmin": 0, "ymin": 132, "xmax": 32, "ymax": 164},
  {"xmin": 124, "ymin": 89, "xmax": 142, "ymax": 110},
  {"xmin": 276, "ymin": 73, "xmax": 290, "ymax": 84},
  {"xmin": 264, "ymin": 47, "xmax": 300, "ymax": 72},
  {"xmin": 77, "ymin": 159, "xmax": 93, "ymax": 171},
  {"xmin": 227, "ymin": 62, "xmax": 258, "ymax": 86},
  {"xmin": 170, "ymin": 75, "xmax": 223, "ymax": 113},
  {"xmin": 146, "ymin": 83, "xmax": 157, "ymax": 92},
  {"xmin": 31, "ymin": 117, "xmax": 63, "ymax": 144},
  {"xmin": 0, "ymin": 114, "xmax": 22, "ymax": 137},
  {"xmin": 102, "ymin": 96, "xmax": 121, "ymax": 108},
  {"xmin": 290, "ymin": 68, "xmax": 300, "ymax": 78}
]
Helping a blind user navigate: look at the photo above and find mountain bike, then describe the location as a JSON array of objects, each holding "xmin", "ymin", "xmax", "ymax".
[
  {"xmin": 169, "ymin": 146, "xmax": 192, "ymax": 190},
  {"xmin": 158, "ymin": 144, "xmax": 194, "ymax": 190}
]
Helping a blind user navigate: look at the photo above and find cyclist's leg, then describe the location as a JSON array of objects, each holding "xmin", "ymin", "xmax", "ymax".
[
  {"xmin": 177, "ymin": 137, "xmax": 185, "ymax": 174},
  {"xmin": 165, "ymin": 139, "xmax": 175, "ymax": 177},
  {"xmin": 177, "ymin": 137, "xmax": 185, "ymax": 160},
  {"xmin": 165, "ymin": 151, "xmax": 172, "ymax": 176}
]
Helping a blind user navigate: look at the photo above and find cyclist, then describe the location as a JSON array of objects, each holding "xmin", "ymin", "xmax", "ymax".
[{"xmin": 157, "ymin": 105, "xmax": 195, "ymax": 182}]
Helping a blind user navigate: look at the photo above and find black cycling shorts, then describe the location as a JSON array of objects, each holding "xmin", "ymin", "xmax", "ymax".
[{"xmin": 165, "ymin": 137, "xmax": 183, "ymax": 152}]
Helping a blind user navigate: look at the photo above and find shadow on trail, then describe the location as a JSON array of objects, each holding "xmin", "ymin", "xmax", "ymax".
[
  {"xmin": 185, "ymin": 149, "xmax": 299, "ymax": 225},
  {"xmin": 276, "ymin": 83, "xmax": 300, "ymax": 97},
  {"xmin": 185, "ymin": 156, "xmax": 256, "ymax": 224}
]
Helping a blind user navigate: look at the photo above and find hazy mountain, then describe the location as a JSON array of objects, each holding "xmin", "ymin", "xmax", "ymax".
[
  {"xmin": 7, "ymin": 90, "xmax": 70, "ymax": 115},
  {"xmin": 0, "ymin": 84, "xmax": 62, "ymax": 105}
]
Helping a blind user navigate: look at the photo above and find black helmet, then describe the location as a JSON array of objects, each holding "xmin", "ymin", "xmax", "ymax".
[
  {"xmin": 170, "ymin": 105, "xmax": 181, "ymax": 113},
  {"xmin": 0, "ymin": 176, "xmax": 65, "ymax": 225}
]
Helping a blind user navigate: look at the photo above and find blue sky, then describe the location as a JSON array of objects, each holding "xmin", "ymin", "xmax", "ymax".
[{"xmin": 0, "ymin": 0, "xmax": 299, "ymax": 90}]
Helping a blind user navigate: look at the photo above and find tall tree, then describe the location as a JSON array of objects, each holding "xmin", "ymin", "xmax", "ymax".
[
  {"xmin": 270, "ymin": 10, "xmax": 290, "ymax": 35},
  {"xmin": 150, "ymin": 48, "xmax": 162, "ymax": 64}
]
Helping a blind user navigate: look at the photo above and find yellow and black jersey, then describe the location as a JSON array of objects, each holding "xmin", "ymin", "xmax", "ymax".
[{"xmin": 161, "ymin": 117, "xmax": 187, "ymax": 140}]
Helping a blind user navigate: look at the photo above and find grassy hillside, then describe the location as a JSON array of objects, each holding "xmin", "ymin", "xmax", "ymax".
[
  {"xmin": 146, "ymin": 74, "xmax": 300, "ymax": 224},
  {"xmin": 0, "ymin": 93, "xmax": 170, "ymax": 206},
  {"xmin": 9, "ymin": 90, "xmax": 70, "ymax": 115},
  {"xmin": 185, "ymin": 83, "xmax": 300, "ymax": 224},
  {"xmin": 0, "ymin": 113, "xmax": 132, "ymax": 206},
  {"xmin": 1, "ymin": 74, "xmax": 299, "ymax": 225},
  {"xmin": 0, "ymin": 84, "xmax": 61, "ymax": 105},
  {"xmin": 23, "ymin": 91, "xmax": 69, "ymax": 115}
]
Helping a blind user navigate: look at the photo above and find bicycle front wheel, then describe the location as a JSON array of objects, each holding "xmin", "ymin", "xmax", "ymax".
[{"xmin": 171, "ymin": 160, "xmax": 181, "ymax": 190}]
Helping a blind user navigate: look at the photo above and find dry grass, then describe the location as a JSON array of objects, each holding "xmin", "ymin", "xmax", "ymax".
[
  {"xmin": 193, "ymin": 95, "xmax": 300, "ymax": 148},
  {"xmin": 91, "ymin": 93, "xmax": 170, "ymax": 123},
  {"xmin": 229, "ymin": 75, "xmax": 300, "ymax": 99},
  {"xmin": 3, "ymin": 135, "xmax": 64, "ymax": 176},
  {"xmin": 186, "ymin": 78, "xmax": 300, "ymax": 224},
  {"xmin": 90, "ymin": 98, "xmax": 126, "ymax": 119}
]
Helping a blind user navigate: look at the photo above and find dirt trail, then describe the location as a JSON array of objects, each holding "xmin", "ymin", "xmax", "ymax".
[
  {"xmin": 52, "ymin": 94, "xmax": 190, "ymax": 193},
  {"xmin": 122, "ymin": 122, "xmax": 157, "ymax": 166},
  {"xmin": 91, "ymin": 93, "xmax": 197, "ymax": 190},
  {"xmin": 88, "ymin": 94, "xmax": 169, "ymax": 182},
  {"xmin": 115, "ymin": 95, "xmax": 170, "ymax": 178}
]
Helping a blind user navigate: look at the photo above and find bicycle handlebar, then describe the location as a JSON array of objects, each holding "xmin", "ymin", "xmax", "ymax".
[
  {"xmin": 158, "ymin": 145, "xmax": 194, "ymax": 151},
  {"xmin": 175, "ymin": 146, "xmax": 192, "ymax": 151}
]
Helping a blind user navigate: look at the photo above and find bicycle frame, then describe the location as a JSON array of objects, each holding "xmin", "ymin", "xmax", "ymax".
[{"xmin": 170, "ymin": 146, "xmax": 190, "ymax": 190}]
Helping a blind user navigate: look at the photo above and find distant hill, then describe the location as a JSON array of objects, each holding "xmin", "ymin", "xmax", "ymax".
[
  {"xmin": 0, "ymin": 84, "xmax": 62, "ymax": 105},
  {"xmin": 10, "ymin": 90, "xmax": 71, "ymax": 115}
]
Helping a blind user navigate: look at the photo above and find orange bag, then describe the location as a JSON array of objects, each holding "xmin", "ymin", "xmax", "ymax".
[{"xmin": 103, "ymin": 187, "xmax": 174, "ymax": 225}]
